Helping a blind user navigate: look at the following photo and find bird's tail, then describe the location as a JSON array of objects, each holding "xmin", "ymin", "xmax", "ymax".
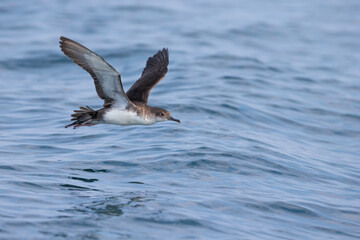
[{"xmin": 65, "ymin": 106, "xmax": 98, "ymax": 129}]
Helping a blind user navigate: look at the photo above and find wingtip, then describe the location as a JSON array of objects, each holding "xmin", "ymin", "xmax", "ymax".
[
  {"xmin": 59, "ymin": 36, "xmax": 66, "ymax": 44},
  {"xmin": 162, "ymin": 48, "xmax": 168, "ymax": 55},
  {"xmin": 60, "ymin": 36, "xmax": 69, "ymax": 41},
  {"xmin": 156, "ymin": 48, "xmax": 168, "ymax": 55},
  {"xmin": 159, "ymin": 48, "xmax": 169, "ymax": 62},
  {"xmin": 164, "ymin": 48, "xmax": 169, "ymax": 59},
  {"xmin": 59, "ymin": 36, "xmax": 68, "ymax": 48},
  {"xmin": 59, "ymin": 36, "xmax": 76, "ymax": 48}
]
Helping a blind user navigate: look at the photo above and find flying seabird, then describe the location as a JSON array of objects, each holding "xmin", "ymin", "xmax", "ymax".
[{"xmin": 60, "ymin": 37, "xmax": 180, "ymax": 129}]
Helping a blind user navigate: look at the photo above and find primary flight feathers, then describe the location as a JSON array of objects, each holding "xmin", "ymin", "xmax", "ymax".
[{"xmin": 126, "ymin": 48, "xmax": 169, "ymax": 104}]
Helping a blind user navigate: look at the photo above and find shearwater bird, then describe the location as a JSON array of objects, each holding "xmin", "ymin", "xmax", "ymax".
[{"xmin": 60, "ymin": 37, "xmax": 180, "ymax": 129}]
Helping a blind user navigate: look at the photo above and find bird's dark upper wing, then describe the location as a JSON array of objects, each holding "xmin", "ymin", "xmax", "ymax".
[
  {"xmin": 126, "ymin": 48, "xmax": 169, "ymax": 104},
  {"xmin": 60, "ymin": 36, "xmax": 130, "ymax": 108}
]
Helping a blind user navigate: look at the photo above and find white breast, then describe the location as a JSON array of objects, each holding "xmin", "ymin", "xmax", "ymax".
[{"xmin": 103, "ymin": 108, "xmax": 156, "ymax": 125}]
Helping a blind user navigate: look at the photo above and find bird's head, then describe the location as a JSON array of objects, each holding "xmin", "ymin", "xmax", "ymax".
[{"xmin": 152, "ymin": 107, "xmax": 180, "ymax": 123}]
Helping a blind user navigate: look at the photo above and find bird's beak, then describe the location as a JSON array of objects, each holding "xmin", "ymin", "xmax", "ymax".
[{"xmin": 168, "ymin": 117, "xmax": 181, "ymax": 123}]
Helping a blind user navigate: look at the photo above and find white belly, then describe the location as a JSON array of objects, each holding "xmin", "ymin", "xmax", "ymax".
[{"xmin": 103, "ymin": 109, "xmax": 156, "ymax": 125}]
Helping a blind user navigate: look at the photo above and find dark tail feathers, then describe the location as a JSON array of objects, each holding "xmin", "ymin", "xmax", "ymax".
[{"xmin": 65, "ymin": 106, "xmax": 98, "ymax": 129}]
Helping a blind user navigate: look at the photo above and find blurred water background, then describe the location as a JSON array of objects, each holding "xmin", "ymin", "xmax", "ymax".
[{"xmin": 0, "ymin": 0, "xmax": 360, "ymax": 239}]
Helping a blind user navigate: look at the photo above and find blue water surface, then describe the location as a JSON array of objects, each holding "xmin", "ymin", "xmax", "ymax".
[{"xmin": 0, "ymin": 0, "xmax": 360, "ymax": 239}]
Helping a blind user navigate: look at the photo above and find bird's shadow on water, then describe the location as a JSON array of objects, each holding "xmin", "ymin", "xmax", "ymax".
[
  {"xmin": 39, "ymin": 188, "xmax": 155, "ymax": 239},
  {"xmin": 59, "ymin": 164, "xmax": 152, "ymax": 218},
  {"xmin": 60, "ymin": 190, "xmax": 155, "ymax": 218}
]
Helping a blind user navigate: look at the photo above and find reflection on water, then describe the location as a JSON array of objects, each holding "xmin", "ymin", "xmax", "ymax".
[{"xmin": 63, "ymin": 194, "xmax": 152, "ymax": 217}]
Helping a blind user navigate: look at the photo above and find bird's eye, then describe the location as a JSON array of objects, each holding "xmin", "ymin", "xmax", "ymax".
[{"xmin": 161, "ymin": 113, "xmax": 165, "ymax": 116}]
